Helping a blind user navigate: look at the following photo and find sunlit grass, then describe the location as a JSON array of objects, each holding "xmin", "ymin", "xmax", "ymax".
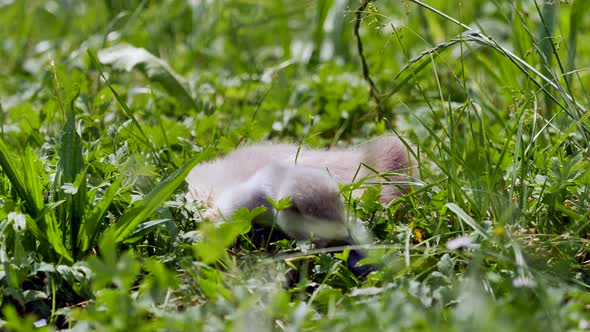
[{"xmin": 0, "ymin": 0, "xmax": 588, "ymax": 331}]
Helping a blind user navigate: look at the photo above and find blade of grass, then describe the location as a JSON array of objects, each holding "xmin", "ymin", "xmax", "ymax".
[
  {"xmin": 392, "ymin": 19, "xmax": 590, "ymax": 145},
  {"xmin": 407, "ymin": 0, "xmax": 586, "ymax": 114},
  {"xmin": 566, "ymin": 0, "xmax": 590, "ymax": 93},
  {"xmin": 512, "ymin": 3, "xmax": 584, "ymax": 137},
  {"xmin": 536, "ymin": 1, "xmax": 558, "ymax": 115},
  {"xmin": 446, "ymin": 203, "xmax": 489, "ymax": 239},
  {"xmin": 87, "ymin": 49, "xmax": 163, "ymax": 166},
  {"xmin": 112, "ymin": 155, "xmax": 203, "ymax": 243},
  {"xmin": 309, "ymin": 0, "xmax": 332, "ymax": 65},
  {"xmin": 275, "ymin": 0, "xmax": 291, "ymax": 58}
]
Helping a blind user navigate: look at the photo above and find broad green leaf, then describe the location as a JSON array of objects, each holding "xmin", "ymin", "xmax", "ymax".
[
  {"xmin": 59, "ymin": 107, "xmax": 84, "ymax": 186},
  {"xmin": 56, "ymin": 263, "xmax": 92, "ymax": 299},
  {"xmin": 0, "ymin": 139, "xmax": 35, "ymax": 215},
  {"xmin": 54, "ymin": 70, "xmax": 87, "ymax": 260},
  {"xmin": 265, "ymin": 196, "xmax": 292, "ymax": 211},
  {"xmin": 29, "ymin": 214, "xmax": 72, "ymax": 265},
  {"xmin": 80, "ymin": 176, "xmax": 123, "ymax": 252},
  {"xmin": 22, "ymin": 290, "xmax": 47, "ymax": 303},
  {"xmin": 4, "ymin": 141, "xmax": 72, "ymax": 263},
  {"xmin": 0, "ymin": 140, "xmax": 73, "ymax": 263},
  {"xmin": 193, "ymin": 206, "xmax": 264, "ymax": 264},
  {"xmin": 96, "ymin": 44, "xmax": 198, "ymax": 110},
  {"xmin": 197, "ymin": 268, "xmax": 233, "ymax": 301},
  {"xmin": 88, "ymin": 229, "xmax": 140, "ymax": 291},
  {"xmin": 142, "ymin": 258, "xmax": 179, "ymax": 303},
  {"xmin": 126, "ymin": 218, "xmax": 172, "ymax": 243}
]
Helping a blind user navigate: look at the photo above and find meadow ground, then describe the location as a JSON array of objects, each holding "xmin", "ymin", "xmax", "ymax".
[{"xmin": 0, "ymin": 0, "xmax": 589, "ymax": 331}]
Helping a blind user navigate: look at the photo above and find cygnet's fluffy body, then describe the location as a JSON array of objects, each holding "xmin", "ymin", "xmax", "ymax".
[{"xmin": 185, "ymin": 135, "xmax": 415, "ymax": 246}]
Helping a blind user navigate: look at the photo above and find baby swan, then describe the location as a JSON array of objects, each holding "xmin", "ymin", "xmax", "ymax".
[{"xmin": 185, "ymin": 135, "xmax": 416, "ymax": 274}]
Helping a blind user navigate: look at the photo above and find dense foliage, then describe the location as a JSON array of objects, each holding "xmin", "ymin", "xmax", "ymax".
[{"xmin": 0, "ymin": 0, "xmax": 589, "ymax": 330}]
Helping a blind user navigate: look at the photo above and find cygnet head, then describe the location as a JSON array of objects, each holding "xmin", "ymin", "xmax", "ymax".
[{"xmin": 274, "ymin": 165, "xmax": 349, "ymax": 243}]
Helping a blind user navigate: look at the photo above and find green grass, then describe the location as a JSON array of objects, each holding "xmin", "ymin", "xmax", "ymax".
[{"xmin": 0, "ymin": 0, "xmax": 589, "ymax": 330}]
